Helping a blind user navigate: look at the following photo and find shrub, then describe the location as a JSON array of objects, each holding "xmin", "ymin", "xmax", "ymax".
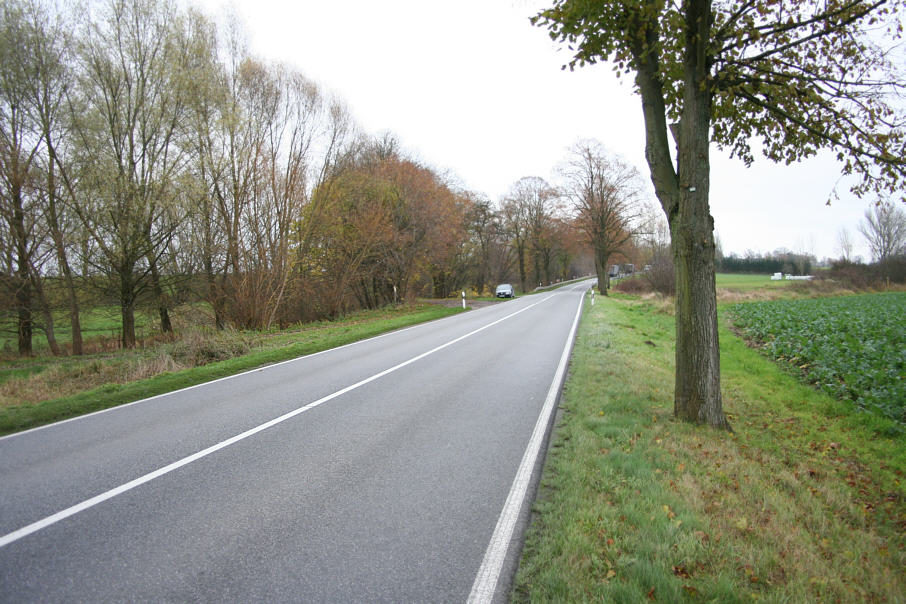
[
  {"xmin": 644, "ymin": 251, "xmax": 675, "ymax": 296},
  {"xmin": 167, "ymin": 328, "xmax": 253, "ymax": 367},
  {"xmin": 614, "ymin": 277, "xmax": 651, "ymax": 294},
  {"xmin": 826, "ymin": 257, "xmax": 906, "ymax": 289}
]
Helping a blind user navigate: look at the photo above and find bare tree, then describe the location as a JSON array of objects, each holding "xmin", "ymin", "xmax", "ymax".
[
  {"xmin": 524, "ymin": 183, "xmax": 562, "ymax": 287},
  {"xmin": 465, "ymin": 195, "xmax": 498, "ymax": 295},
  {"xmin": 186, "ymin": 9, "xmax": 356, "ymax": 329},
  {"xmin": 836, "ymin": 227, "xmax": 854, "ymax": 263},
  {"xmin": 858, "ymin": 203, "xmax": 906, "ymax": 262},
  {"xmin": 502, "ymin": 177, "xmax": 556, "ymax": 292},
  {"xmin": 559, "ymin": 140, "xmax": 646, "ymax": 294}
]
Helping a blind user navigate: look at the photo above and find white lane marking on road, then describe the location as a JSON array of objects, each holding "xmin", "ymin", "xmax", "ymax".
[
  {"xmin": 467, "ymin": 288, "xmax": 586, "ymax": 604},
  {"xmin": 0, "ymin": 295, "xmax": 556, "ymax": 550}
]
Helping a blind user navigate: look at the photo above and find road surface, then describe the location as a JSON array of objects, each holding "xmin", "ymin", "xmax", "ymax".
[{"xmin": 0, "ymin": 281, "xmax": 591, "ymax": 603}]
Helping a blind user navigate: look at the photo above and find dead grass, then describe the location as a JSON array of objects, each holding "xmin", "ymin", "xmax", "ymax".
[
  {"xmin": 0, "ymin": 329, "xmax": 254, "ymax": 408},
  {"xmin": 0, "ymin": 360, "xmax": 123, "ymax": 407},
  {"xmin": 0, "ymin": 304, "xmax": 462, "ymax": 421}
]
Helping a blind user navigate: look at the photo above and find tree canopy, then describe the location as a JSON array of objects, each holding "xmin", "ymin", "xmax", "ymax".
[
  {"xmin": 534, "ymin": 0, "xmax": 906, "ymax": 201},
  {"xmin": 533, "ymin": 0, "xmax": 906, "ymax": 428}
]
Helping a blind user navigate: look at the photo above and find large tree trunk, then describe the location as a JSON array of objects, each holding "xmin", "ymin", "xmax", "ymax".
[
  {"xmin": 670, "ymin": 0, "xmax": 730, "ymax": 429},
  {"xmin": 632, "ymin": 0, "xmax": 729, "ymax": 429},
  {"xmin": 594, "ymin": 250, "xmax": 609, "ymax": 294},
  {"xmin": 63, "ymin": 271, "xmax": 83, "ymax": 355},
  {"xmin": 207, "ymin": 270, "xmax": 225, "ymax": 331},
  {"xmin": 670, "ymin": 210, "xmax": 728, "ymax": 427}
]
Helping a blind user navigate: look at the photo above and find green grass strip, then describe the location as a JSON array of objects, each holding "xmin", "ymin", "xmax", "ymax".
[
  {"xmin": 513, "ymin": 294, "xmax": 905, "ymax": 602},
  {"xmin": 0, "ymin": 305, "xmax": 461, "ymax": 436}
]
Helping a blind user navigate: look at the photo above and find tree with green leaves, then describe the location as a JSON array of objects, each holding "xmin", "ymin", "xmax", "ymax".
[
  {"xmin": 534, "ymin": 0, "xmax": 906, "ymax": 428},
  {"xmin": 72, "ymin": 0, "xmax": 190, "ymax": 348}
]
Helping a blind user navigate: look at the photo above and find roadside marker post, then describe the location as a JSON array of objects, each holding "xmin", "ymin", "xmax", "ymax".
[{"xmin": 462, "ymin": 291, "xmax": 466, "ymax": 309}]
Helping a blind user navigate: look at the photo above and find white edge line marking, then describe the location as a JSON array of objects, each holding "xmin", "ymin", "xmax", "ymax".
[
  {"xmin": 0, "ymin": 301, "xmax": 498, "ymax": 443},
  {"xmin": 0, "ymin": 294, "xmax": 558, "ymax": 550},
  {"xmin": 467, "ymin": 287, "xmax": 587, "ymax": 604}
]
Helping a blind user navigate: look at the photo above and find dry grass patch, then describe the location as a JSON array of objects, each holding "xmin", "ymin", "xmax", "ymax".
[{"xmin": 0, "ymin": 304, "xmax": 461, "ymax": 431}]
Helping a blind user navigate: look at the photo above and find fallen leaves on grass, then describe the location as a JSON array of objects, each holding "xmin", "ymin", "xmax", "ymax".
[{"xmin": 673, "ymin": 564, "xmax": 692, "ymax": 579}]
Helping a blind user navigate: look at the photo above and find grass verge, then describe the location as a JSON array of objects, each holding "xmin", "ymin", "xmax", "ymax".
[
  {"xmin": 513, "ymin": 294, "xmax": 905, "ymax": 602},
  {"xmin": 0, "ymin": 304, "xmax": 461, "ymax": 436}
]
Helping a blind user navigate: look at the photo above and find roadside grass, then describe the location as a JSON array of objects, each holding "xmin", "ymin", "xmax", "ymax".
[
  {"xmin": 0, "ymin": 304, "xmax": 462, "ymax": 436},
  {"xmin": 513, "ymin": 293, "xmax": 905, "ymax": 602}
]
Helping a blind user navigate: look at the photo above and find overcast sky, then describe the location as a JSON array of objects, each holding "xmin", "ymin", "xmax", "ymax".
[{"xmin": 192, "ymin": 0, "xmax": 878, "ymax": 261}]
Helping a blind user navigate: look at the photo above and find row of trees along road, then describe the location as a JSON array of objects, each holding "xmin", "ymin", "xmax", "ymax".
[
  {"xmin": 535, "ymin": 0, "xmax": 906, "ymax": 428},
  {"xmin": 4, "ymin": 0, "xmax": 635, "ymax": 357}
]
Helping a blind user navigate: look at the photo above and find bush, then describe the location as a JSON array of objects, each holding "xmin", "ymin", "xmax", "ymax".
[
  {"xmin": 167, "ymin": 328, "xmax": 253, "ymax": 367},
  {"xmin": 644, "ymin": 251, "xmax": 675, "ymax": 296},
  {"xmin": 614, "ymin": 277, "xmax": 652, "ymax": 294},
  {"xmin": 826, "ymin": 257, "xmax": 906, "ymax": 289}
]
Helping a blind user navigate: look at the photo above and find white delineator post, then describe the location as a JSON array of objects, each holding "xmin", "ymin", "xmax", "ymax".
[{"xmin": 462, "ymin": 291, "xmax": 466, "ymax": 309}]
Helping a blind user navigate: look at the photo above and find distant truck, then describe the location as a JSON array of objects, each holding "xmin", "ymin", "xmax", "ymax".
[{"xmin": 608, "ymin": 264, "xmax": 620, "ymax": 278}]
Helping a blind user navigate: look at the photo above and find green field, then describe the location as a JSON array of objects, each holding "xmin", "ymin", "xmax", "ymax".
[
  {"xmin": 1, "ymin": 305, "xmax": 155, "ymax": 354},
  {"xmin": 715, "ymin": 273, "xmax": 792, "ymax": 290},
  {"xmin": 729, "ymin": 293, "xmax": 906, "ymax": 424}
]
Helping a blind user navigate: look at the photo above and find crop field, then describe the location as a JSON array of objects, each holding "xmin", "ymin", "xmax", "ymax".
[
  {"xmin": 729, "ymin": 292, "xmax": 906, "ymax": 424},
  {"xmin": 716, "ymin": 272, "xmax": 792, "ymax": 290}
]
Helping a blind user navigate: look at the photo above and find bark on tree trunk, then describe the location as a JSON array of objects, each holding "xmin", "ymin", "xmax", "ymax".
[
  {"xmin": 670, "ymin": 0, "xmax": 730, "ymax": 429},
  {"xmin": 594, "ymin": 251, "xmax": 609, "ymax": 295},
  {"xmin": 516, "ymin": 242, "xmax": 527, "ymax": 293},
  {"xmin": 65, "ymin": 276, "xmax": 83, "ymax": 356},
  {"xmin": 13, "ymin": 200, "xmax": 32, "ymax": 356},
  {"xmin": 54, "ymin": 238, "xmax": 83, "ymax": 355},
  {"xmin": 631, "ymin": 0, "xmax": 729, "ymax": 429},
  {"xmin": 31, "ymin": 273, "xmax": 61, "ymax": 356},
  {"xmin": 670, "ymin": 212, "xmax": 728, "ymax": 427},
  {"xmin": 40, "ymin": 306, "xmax": 60, "ymax": 357},
  {"xmin": 148, "ymin": 256, "xmax": 172, "ymax": 333},
  {"xmin": 45, "ymin": 143, "xmax": 83, "ymax": 354},
  {"xmin": 203, "ymin": 258, "xmax": 225, "ymax": 330},
  {"xmin": 120, "ymin": 270, "xmax": 137, "ymax": 349},
  {"xmin": 16, "ymin": 282, "xmax": 32, "ymax": 356}
]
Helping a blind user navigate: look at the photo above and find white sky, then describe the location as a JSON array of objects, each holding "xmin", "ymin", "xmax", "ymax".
[{"xmin": 192, "ymin": 0, "xmax": 877, "ymax": 261}]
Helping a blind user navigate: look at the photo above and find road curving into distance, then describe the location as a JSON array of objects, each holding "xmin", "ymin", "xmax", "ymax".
[{"xmin": 0, "ymin": 280, "xmax": 592, "ymax": 603}]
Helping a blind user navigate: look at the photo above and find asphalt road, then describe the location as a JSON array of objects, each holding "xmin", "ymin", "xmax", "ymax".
[{"xmin": 0, "ymin": 280, "xmax": 591, "ymax": 603}]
